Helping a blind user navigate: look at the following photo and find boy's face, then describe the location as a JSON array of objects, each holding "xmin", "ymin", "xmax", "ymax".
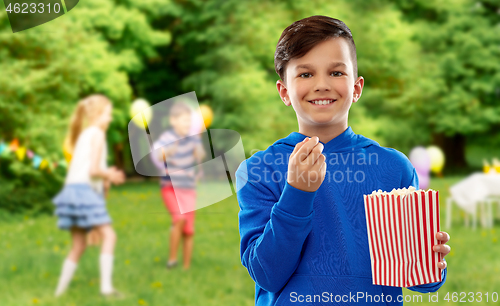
[
  {"xmin": 276, "ymin": 37, "xmax": 364, "ymax": 134},
  {"xmin": 170, "ymin": 112, "xmax": 192, "ymax": 136}
]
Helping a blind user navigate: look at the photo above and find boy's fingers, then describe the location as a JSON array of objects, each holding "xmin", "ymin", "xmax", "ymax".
[
  {"xmin": 291, "ymin": 140, "xmax": 312, "ymax": 163},
  {"xmin": 436, "ymin": 231, "xmax": 450, "ymax": 242},
  {"xmin": 313, "ymin": 154, "xmax": 327, "ymax": 171},
  {"xmin": 298, "ymin": 137, "xmax": 320, "ymax": 163},
  {"xmin": 291, "ymin": 139, "xmax": 307, "ymax": 156},
  {"xmin": 303, "ymin": 141, "xmax": 324, "ymax": 166},
  {"xmin": 438, "ymin": 261, "xmax": 447, "ymax": 269},
  {"xmin": 433, "ymin": 244, "xmax": 451, "ymax": 255}
]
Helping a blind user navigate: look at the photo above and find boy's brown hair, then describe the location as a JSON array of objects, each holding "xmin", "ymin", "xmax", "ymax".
[
  {"xmin": 169, "ymin": 101, "xmax": 192, "ymax": 118},
  {"xmin": 274, "ymin": 15, "xmax": 358, "ymax": 84}
]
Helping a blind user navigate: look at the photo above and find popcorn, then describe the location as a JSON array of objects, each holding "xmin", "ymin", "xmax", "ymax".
[
  {"xmin": 370, "ymin": 186, "xmax": 432, "ymax": 196},
  {"xmin": 363, "ymin": 188, "xmax": 442, "ymax": 287}
]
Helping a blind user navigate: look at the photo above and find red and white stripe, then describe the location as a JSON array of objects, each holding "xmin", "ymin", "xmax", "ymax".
[{"xmin": 364, "ymin": 190, "xmax": 442, "ymax": 287}]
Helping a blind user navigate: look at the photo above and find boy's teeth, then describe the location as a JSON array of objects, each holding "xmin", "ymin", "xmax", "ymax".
[{"xmin": 311, "ymin": 100, "xmax": 334, "ymax": 105}]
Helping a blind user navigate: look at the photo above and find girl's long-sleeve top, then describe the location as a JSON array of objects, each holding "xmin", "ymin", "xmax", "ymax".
[{"xmin": 235, "ymin": 127, "xmax": 447, "ymax": 306}]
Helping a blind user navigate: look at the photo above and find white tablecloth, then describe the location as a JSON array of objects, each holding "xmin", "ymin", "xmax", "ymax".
[{"xmin": 449, "ymin": 173, "xmax": 500, "ymax": 214}]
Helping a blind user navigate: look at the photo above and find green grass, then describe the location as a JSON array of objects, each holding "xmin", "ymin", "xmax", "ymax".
[
  {"xmin": 0, "ymin": 181, "xmax": 255, "ymax": 306},
  {"xmin": 1, "ymin": 177, "xmax": 499, "ymax": 305}
]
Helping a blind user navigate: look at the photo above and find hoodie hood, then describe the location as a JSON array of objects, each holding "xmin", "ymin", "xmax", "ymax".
[{"xmin": 272, "ymin": 126, "xmax": 379, "ymax": 153}]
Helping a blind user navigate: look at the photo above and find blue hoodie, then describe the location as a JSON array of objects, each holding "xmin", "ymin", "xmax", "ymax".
[{"xmin": 235, "ymin": 127, "xmax": 447, "ymax": 306}]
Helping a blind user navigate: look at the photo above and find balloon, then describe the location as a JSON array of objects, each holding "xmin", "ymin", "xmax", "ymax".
[
  {"xmin": 426, "ymin": 146, "xmax": 445, "ymax": 174},
  {"xmin": 409, "ymin": 146, "xmax": 431, "ymax": 175},
  {"xmin": 27, "ymin": 150, "xmax": 34, "ymax": 159},
  {"xmin": 199, "ymin": 104, "xmax": 213, "ymax": 128},
  {"xmin": 417, "ymin": 173, "xmax": 430, "ymax": 190},
  {"xmin": 15, "ymin": 146, "xmax": 26, "ymax": 161},
  {"xmin": 130, "ymin": 98, "xmax": 152, "ymax": 128},
  {"xmin": 189, "ymin": 109, "xmax": 204, "ymax": 135}
]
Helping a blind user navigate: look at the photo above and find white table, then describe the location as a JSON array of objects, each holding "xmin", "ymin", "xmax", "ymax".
[{"xmin": 446, "ymin": 173, "xmax": 500, "ymax": 229}]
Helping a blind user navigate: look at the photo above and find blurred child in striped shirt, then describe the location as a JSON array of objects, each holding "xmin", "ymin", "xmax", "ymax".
[{"xmin": 154, "ymin": 101, "xmax": 206, "ymax": 270}]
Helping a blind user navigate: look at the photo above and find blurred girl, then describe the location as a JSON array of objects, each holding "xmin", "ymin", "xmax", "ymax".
[{"xmin": 52, "ymin": 94, "xmax": 125, "ymax": 297}]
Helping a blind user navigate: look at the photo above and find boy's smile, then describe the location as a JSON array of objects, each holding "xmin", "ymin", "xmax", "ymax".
[{"xmin": 277, "ymin": 37, "xmax": 364, "ymax": 142}]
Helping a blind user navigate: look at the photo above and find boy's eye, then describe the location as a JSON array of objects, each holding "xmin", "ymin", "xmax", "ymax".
[
  {"xmin": 331, "ymin": 71, "xmax": 344, "ymax": 77},
  {"xmin": 299, "ymin": 73, "xmax": 311, "ymax": 78}
]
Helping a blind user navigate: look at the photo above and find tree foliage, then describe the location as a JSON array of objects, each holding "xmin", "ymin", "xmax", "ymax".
[
  {"xmin": 1, "ymin": 0, "xmax": 498, "ymax": 181},
  {"xmin": 0, "ymin": 0, "xmax": 171, "ymax": 160}
]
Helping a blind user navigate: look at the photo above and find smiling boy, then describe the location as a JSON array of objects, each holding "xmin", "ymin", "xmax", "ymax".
[{"xmin": 235, "ymin": 15, "xmax": 450, "ymax": 305}]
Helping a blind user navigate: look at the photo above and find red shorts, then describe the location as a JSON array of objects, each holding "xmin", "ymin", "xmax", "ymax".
[{"xmin": 160, "ymin": 185, "xmax": 196, "ymax": 235}]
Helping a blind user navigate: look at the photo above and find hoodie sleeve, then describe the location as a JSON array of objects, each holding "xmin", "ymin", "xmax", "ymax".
[
  {"xmin": 402, "ymin": 166, "xmax": 448, "ymax": 293},
  {"xmin": 236, "ymin": 158, "xmax": 317, "ymax": 293}
]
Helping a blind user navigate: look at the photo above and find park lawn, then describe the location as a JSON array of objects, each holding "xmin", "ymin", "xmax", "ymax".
[
  {"xmin": 1, "ymin": 176, "xmax": 499, "ymax": 306},
  {"xmin": 0, "ymin": 181, "xmax": 255, "ymax": 306}
]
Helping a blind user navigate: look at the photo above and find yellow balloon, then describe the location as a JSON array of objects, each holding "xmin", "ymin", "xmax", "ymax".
[
  {"xmin": 426, "ymin": 146, "xmax": 445, "ymax": 174},
  {"xmin": 130, "ymin": 99, "xmax": 152, "ymax": 128},
  {"xmin": 200, "ymin": 104, "xmax": 213, "ymax": 128}
]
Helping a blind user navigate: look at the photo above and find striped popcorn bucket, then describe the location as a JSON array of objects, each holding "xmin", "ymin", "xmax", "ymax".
[{"xmin": 363, "ymin": 190, "xmax": 443, "ymax": 287}]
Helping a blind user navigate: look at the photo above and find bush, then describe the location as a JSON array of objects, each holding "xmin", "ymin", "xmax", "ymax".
[{"xmin": 0, "ymin": 150, "xmax": 65, "ymax": 216}]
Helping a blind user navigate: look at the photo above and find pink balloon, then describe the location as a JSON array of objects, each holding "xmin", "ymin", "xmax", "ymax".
[
  {"xmin": 189, "ymin": 110, "xmax": 203, "ymax": 135},
  {"xmin": 416, "ymin": 172, "xmax": 430, "ymax": 189},
  {"xmin": 409, "ymin": 146, "xmax": 431, "ymax": 175}
]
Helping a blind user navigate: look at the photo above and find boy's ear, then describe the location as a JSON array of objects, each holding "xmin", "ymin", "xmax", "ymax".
[
  {"xmin": 353, "ymin": 76, "xmax": 364, "ymax": 103},
  {"xmin": 276, "ymin": 80, "xmax": 291, "ymax": 106}
]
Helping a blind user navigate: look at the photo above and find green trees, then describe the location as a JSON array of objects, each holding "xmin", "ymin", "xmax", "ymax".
[
  {"xmin": 0, "ymin": 0, "xmax": 171, "ymax": 164},
  {"xmin": 1, "ymin": 0, "xmax": 498, "ymax": 181},
  {"xmin": 0, "ymin": 0, "xmax": 171, "ymax": 213},
  {"xmin": 388, "ymin": 0, "xmax": 500, "ymax": 168}
]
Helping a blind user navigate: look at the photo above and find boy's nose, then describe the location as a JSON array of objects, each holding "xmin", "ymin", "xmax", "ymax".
[{"xmin": 313, "ymin": 75, "xmax": 332, "ymax": 91}]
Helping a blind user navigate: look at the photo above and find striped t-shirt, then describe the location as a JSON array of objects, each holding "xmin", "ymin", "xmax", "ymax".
[{"xmin": 154, "ymin": 129, "xmax": 203, "ymax": 189}]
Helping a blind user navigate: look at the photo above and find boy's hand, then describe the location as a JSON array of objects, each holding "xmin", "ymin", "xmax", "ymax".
[
  {"xmin": 287, "ymin": 136, "xmax": 326, "ymax": 192},
  {"xmin": 160, "ymin": 141, "xmax": 180, "ymax": 164},
  {"xmin": 433, "ymin": 231, "xmax": 451, "ymax": 269}
]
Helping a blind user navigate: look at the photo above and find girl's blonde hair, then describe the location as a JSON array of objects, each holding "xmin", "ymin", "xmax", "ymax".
[{"xmin": 64, "ymin": 94, "xmax": 112, "ymax": 154}]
